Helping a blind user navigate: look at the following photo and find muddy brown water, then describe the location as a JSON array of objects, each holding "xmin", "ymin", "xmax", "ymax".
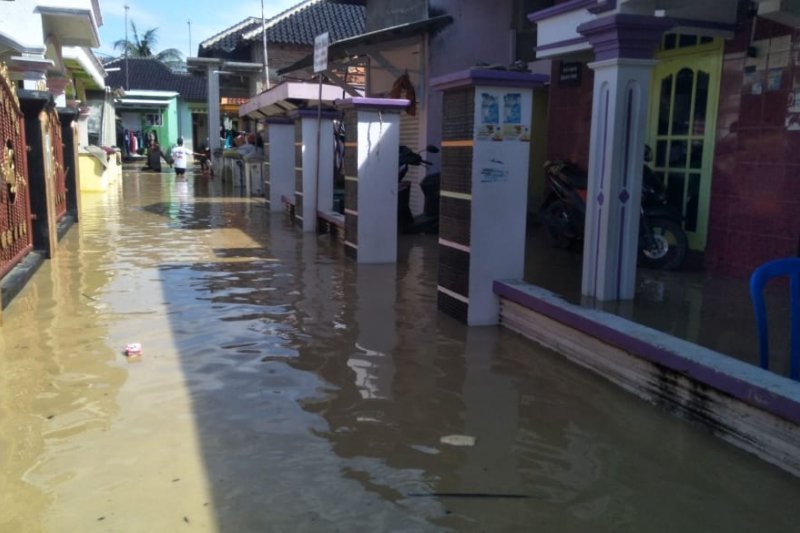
[{"xmin": 1, "ymin": 170, "xmax": 798, "ymax": 532}]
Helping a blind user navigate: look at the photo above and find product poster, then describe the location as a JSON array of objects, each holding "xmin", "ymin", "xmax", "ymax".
[{"xmin": 476, "ymin": 90, "xmax": 531, "ymax": 143}]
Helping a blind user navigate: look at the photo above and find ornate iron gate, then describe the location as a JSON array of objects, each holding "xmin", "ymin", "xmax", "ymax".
[
  {"xmin": 43, "ymin": 107, "xmax": 67, "ymax": 221},
  {"xmin": 0, "ymin": 63, "xmax": 33, "ymax": 279}
]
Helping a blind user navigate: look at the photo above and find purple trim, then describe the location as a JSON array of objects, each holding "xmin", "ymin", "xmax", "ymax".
[
  {"xmin": 288, "ymin": 108, "xmax": 341, "ymax": 120},
  {"xmin": 529, "ymin": 0, "xmax": 615, "ymax": 23},
  {"xmin": 617, "ymin": 205, "xmax": 626, "ymax": 299},
  {"xmin": 535, "ymin": 36, "xmax": 588, "ymax": 53},
  {"xmin": 335, "ymin": 97, "xmax": 410, "ymax": 111},
  {"xmin": 493, "ymin": 280, "xmax": 800, "ymax": 425},
  {"xmin": 265, "ymin": 116, "xmax": 294, "ymax": 125},
  {"xmin": 593, "ymin": 87, "xmax": 610, "ymax": 295},
  {"xmin": 623, "ymin": 87, "xmax": 633, "ymax": 189},
  {"xmin": 578, "ymin": 14, "xmax": 674, "ymax": 61},
  {"xmin": 671, "ymin": 18, "xmax": 736, "ymax": 33},
  {"xmin": 588, "ymin": 0, "xmax": 617, "ymax": 14},
  {"xmin": 431, "ymin": 69, "xmax": 549, "ymax": 91}
]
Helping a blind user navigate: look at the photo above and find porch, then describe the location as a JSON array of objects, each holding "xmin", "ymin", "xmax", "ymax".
[{"xmin": 488, "ymin": 221, "xmax": 800, "ymax": 476}]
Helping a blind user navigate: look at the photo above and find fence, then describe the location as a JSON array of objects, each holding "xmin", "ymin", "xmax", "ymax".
[{"xmin": 0, "ymin": 63, "xmax": 33, "ymax": 279}]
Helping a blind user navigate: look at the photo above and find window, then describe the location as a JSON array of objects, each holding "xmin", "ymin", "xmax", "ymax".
[{"xmin": 145, "ymin": 113, "xmax": 163, "ymax": 127}]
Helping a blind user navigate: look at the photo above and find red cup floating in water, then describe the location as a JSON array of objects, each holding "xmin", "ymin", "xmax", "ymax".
[{"xmin": 125, "ymin": 343, "xmax": 142, "ymax": 357}]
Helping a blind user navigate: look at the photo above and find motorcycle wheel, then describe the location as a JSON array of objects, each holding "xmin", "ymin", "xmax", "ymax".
[
  {"xmin": 639, "ymin": 217, "xmax": 688, "ymax": 270},
  {"xmin": 543, "ymin": 200, "xmax": 581, "ymax": 249}
]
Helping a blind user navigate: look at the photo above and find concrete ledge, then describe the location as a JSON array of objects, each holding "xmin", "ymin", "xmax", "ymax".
[
  {"xmin": 1, "ymin": 251, "xmax": 46, "ymax": 311},
  {"xmin": 494, "ymin": 279, "xmax": 800, "ymax": 477}
]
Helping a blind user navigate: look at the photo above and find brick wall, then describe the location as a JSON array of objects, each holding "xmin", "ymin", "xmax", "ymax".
[
  {"xmin": 706, "ymin": 17, "xmax": 800, "ymax": 277},
  {"xmin": 545, "ymin": 61, "xmax": 594, "ymax": 169}
]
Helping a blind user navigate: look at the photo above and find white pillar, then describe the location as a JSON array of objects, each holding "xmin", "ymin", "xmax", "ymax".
[
  {"xmin": 431, "ymin": 70, "xmax": 546, "ymax": 325},
  {"xmin": 266, "ymin": 118, "xmax": 294, "ymax": 210},
  {"xmin": 336, "ymin": 98, "xmax": 408, "ymax": 264},
  {"xmin": 578, "ymin": 14, "xmax": 672, "ymax": 301},
  {"xmin": 291, "ymin": 109, "xmax": 335, "ymax": 233},
  {"xmin": 355, "ymin": 108, "xmax": 400, "ymax": 263},
  {"xmin": 207, "ymin": 66, "xmax": 221, "ymax": 166},
  {"xmin": 581, "ymin": 58, "xmax": 655, "ymax": 300}
]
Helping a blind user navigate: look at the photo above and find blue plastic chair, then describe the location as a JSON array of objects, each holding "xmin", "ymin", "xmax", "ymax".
[{"xmin": 749, "ymin": 258, "xmax": 800, "ymax": 380}]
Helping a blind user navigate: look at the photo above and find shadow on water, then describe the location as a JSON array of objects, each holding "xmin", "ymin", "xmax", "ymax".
[{"xmin": 140, "ymin": 172, "xmax": 800, "ymax": 531}]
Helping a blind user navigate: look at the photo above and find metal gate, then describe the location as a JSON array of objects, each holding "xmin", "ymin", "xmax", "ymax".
[
  {"xmin": 43, "ymin": 107, "xmax": 67, "ymax": 221},
  {"xmin": 0, "ymin": 63, "xmax": 33, "ymax": 279}
]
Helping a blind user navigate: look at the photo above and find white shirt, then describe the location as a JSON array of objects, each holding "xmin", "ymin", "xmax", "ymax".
[{"xmin": 171, "ymin": 145, "xmax": 191, "ymax": 169}]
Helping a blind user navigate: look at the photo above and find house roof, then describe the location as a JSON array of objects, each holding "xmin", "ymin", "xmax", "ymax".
[
  {"xmin": 199, "ymin": 0, "xmax": 365, "ymax": 54},
  {"xmin": 104, "ymin": 57, "xmax": 207, "ymax": 101}
]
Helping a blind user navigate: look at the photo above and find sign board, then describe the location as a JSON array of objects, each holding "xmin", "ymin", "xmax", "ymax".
[
  {"xmin": 558, "ymin": 61, "xmax": 582, "ymax": 86},
  {"xmin": 314, "ymin": 32, "xmax": 329, "ymax": 73}
]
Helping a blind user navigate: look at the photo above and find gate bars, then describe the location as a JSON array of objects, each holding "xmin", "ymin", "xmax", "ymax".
[{"xmin": 0, "ymin": 63, "xmax": 33, "ymax": 280}]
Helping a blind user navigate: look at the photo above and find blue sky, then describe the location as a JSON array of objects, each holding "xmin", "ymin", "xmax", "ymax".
[{"xmin": 97, "ymin": 0, "xmax": 300, "ymax": 61}]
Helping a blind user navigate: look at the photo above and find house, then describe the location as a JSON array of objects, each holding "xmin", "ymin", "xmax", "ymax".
[
  {"xmin": 188, "ymin": 0, "xmax": 366, "ymax": 160},
  {"xmin": 103, "ymin": 57, "xmax": 207, "ymax": 157}
]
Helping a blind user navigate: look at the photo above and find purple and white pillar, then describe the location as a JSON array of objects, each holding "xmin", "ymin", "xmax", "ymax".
[{"xmin": 578, "ymin": 15, "xmax": 673, "ymax": 301}]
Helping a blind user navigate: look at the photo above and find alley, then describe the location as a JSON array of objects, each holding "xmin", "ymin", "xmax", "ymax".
[{"xmin": 1, "ymin": 168, "xmax": 799, "ymax": 532}]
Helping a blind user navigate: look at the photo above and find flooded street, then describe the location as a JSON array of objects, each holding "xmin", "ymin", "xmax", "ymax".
[{"xmin": 1, "ymin": 169, "xmax": 799, "ymax": 532}]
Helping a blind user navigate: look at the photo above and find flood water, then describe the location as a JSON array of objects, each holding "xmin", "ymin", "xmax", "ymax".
[{"xmin": 1, "ymin": 169, "xmax": 799, "ymax": 532}]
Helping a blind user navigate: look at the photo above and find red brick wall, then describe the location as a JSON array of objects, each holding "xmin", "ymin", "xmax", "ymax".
[
  {"xmin": 706, "ymin": 17, "xmax": 800, "ymax": 278},
  {"xmin": 545, "ymin": 60, "xmax": 594, "ymax": 170}
]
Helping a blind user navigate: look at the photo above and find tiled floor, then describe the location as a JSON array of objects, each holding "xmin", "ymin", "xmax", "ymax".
[{"xmin": 523, "ymin": 224, "xmax": 794, "ymax": 380}]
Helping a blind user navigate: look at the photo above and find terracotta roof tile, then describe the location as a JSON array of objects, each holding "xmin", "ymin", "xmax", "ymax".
[
  {"xmin": 103, "ymin": 58, "xmax": 207, "ymax": 101},
  {"xmin": 199, "ymin": 0, "xmax": 364, "ymax": 53}
]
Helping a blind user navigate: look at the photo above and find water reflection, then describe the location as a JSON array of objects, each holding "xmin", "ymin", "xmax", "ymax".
[{"xmin": 1, "ymin": 170, "xmax": 799, "ymax": 532}]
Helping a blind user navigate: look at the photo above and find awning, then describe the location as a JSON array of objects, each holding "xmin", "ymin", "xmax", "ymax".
[
  {"xmin": 239, "ymin": 80, "xmax": 359, "ymax": 118},
  {"xmin": 277, "ymin": 14, "xmax": 453, "ymax": 75}
]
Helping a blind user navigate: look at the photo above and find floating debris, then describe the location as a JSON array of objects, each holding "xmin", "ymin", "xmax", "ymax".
[
  {"xmin": 125, "ymin": 343, "xmax": 142, "ymax": 357},
  {"xmin": 440, "ymin": 434, "xmax": 476, "ymax": 447}
]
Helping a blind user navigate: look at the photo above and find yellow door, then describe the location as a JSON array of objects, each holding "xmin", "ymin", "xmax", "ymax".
[{"xmin": 648, "ymin": 36, "xmax": 723, "ymax": 250}]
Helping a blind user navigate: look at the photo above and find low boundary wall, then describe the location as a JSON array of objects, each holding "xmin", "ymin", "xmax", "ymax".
[{"xmin": 494, "ymin": 279, "xmax": 800, "ymax": 478}]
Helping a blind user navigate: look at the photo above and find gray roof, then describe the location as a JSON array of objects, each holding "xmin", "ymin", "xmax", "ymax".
[
  {"xmin": 104, "ymin": 58, "xmax": 207, "ymax": 101},
  {"xmin": 199, "ymin": 0, "xmax": 365, "ymax": 53}
]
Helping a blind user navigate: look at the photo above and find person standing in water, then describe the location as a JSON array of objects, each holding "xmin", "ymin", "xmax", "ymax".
[{"xmin": 170, "ymin": 137, "xmax": 192, "ymax": 178}]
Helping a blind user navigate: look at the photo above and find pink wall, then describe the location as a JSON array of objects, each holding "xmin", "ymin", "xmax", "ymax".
[{"xmin": 706, "ymin": 17, "xmax": 800, "ymax": 278}]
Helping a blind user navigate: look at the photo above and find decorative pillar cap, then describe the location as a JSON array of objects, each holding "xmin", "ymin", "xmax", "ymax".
[
  {"xmin": 335, "ymin": 97, "xmax": 410, "ymax": 112},
  {"xmin": 8, "ymin": 56, "xmax": 53, "ymax": 82},
  {"xmin": 46, "ymin": 75, "xmax": 70, "ymax": 97},
  {"xmin": 578, "ymin": 14, "xmax": 674, "ymax": 61},
  {"xmin": 431, "ymin": 68, "xmax": 549, "ymax": 91},
  {"xmin": 264, "ymin": 116, "xmax": 295, "ymax": 125},
  {"xmin": 288, "ymin": 108, "xmax": 340, "ymax": 120}
]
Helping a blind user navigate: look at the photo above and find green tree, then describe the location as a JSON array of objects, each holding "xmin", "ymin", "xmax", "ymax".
[{"xmin": 113, "ymin": 22, "xmax": 183, "ymax": 67}]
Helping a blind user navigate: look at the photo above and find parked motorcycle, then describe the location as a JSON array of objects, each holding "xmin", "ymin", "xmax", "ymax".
[
  {"xmin": 539, "ymin": 147, "xmax": 688, "ymax": 270},
  {"xmin": 398, "ymin": 144, "xmax": 440, "ymax": 234}
]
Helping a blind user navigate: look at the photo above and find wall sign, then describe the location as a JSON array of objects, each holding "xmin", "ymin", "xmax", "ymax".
[{"xmin": 558, "ymin": 62, "xmax": 582, "ymax": 86}]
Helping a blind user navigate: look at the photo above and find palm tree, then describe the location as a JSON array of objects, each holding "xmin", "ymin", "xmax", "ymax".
[{"xmin": 113, "ymin": 22, "xmax": 183, "ymax": 67}]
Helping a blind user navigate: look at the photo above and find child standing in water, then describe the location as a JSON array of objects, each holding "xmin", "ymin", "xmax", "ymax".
[{"xmin": 170, "ymin": 137, "xmax": 192, "ymax": 178}]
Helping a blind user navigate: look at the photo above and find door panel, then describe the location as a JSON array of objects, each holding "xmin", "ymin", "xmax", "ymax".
[{"xmin": 648, "ymin": 39, "xmax": 722, "ymax": 250}]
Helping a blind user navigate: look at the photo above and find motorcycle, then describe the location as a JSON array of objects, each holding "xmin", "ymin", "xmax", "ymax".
[
  {"xmin": 539, "ymin": 147, "xmax": 688, "ymax": 270},
  {"xmin": 398, "ymin": 144, "xmax": 440, "ymax": 234}
]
